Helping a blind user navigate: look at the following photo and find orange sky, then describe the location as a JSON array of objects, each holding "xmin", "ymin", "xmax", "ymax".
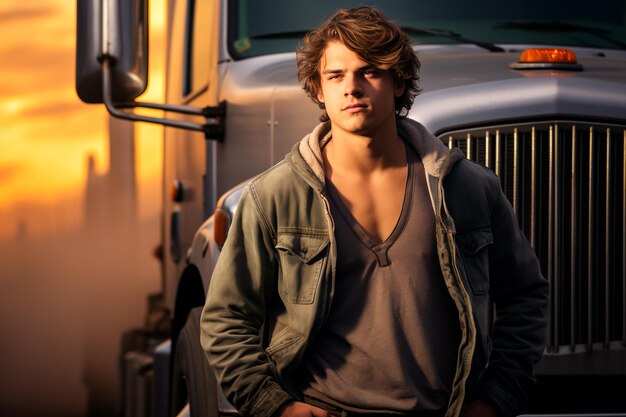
[{"xmin": 0, "ymin": 0, "xmax": 165, "ymax": 240}]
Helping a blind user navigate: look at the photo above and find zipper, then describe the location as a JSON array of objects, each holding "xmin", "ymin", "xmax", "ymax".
[
  {"xmin": 446, "ymin": 229, "xmax": 477, "ymax": 417},
  {"xmin": 437, "ymin": 176, "xmax": 477, "ymax": 417}
]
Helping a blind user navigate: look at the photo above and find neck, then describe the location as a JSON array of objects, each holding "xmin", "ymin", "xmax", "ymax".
[{"xmin": 323, "ymin": 120, "xmax": 406, "ymax": 177}]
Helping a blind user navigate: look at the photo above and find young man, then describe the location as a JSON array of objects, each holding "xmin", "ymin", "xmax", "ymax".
[{"xmin": 201, "ymin": 7, "xmax": 548, "ymax": 417}]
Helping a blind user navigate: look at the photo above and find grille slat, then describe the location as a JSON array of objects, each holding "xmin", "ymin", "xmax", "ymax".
[
  {"xmin": 623, "ymin": 129, "xmax": 626, "ymax": 348},
  {"xmin": 441, "ymin": 121, "xmax": 626, "ymax": 354},
  {"xmin": 605, "ymin": 129, "xmax": 611, "ymax": 349},
  {"xmin": 496, "ymin": 130, "xmax": 502, "ymax": 178},
  {"xmin": 554, "ymin": 125, "xmax": 561, "ymax": 351},
  {"xmin": 513, "ymin": 128, "xmax": 520, "ymax": 214},
  {"xmin": 570, "ymin": 125, "xmax": 577, "ymax": 353},
  {"xmin": 588, "ymin": 127, "xmax": 595, "ymax": 352},
  {"xmin": 485, "ymin": 131, "xmax": 492, "ymax": 169},
  {"xmin": 623, "ymin": 128, "xmax": 626, "ymax": 347},
  {"xmin": 531, "ymin": 127, "xmax": 538, "ymax": 249},
  {"xmin": 548, "ymin": 125, "xmax": 556, "ymax": 351}
]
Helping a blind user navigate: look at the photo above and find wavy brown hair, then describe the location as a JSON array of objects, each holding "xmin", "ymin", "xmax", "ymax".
[{"xmin": 297, "ymin": 6, "xmax": 420, "ymax": 121}]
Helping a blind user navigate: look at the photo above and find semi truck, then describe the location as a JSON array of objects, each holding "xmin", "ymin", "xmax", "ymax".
[{"xmin": 75, "ymin": 0, "xmax": 626, "ymax": 416}]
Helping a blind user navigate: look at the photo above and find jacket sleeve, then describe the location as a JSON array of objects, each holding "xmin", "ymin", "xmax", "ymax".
[
  {"xmin": 200, "ymin": 187, "xmax": 293, "ymax": 417},
  {"xmin": 476, "ymin": 185, "xmax": 549, "ymax": 417}
]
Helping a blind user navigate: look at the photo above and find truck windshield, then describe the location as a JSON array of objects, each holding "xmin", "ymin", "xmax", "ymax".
[{"xmin": 228, "ymin": 0, "xmax": 626, "ymax": 59}]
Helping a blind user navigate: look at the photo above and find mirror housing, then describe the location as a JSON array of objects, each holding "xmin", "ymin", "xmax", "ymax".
[
  {"xmin": 75, "ymin": 0, "xmax": 149, "ymax": 104},
  {"xmin": 74, "ymin": 0, "xmax": 226, "ymax": 140}
]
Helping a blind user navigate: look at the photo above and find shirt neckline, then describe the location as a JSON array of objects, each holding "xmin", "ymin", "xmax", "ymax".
[{"xmin": 325, "ymin": 144, "xmax": 416, "ymax": 267}]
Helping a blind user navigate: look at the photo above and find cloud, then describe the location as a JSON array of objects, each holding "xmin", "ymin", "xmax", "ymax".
[
  {"xmin": 19, "ymin": 99, "xmax": 90, "ymax": 119},
  {"xmin": 0, "ymin": 164, "xmax": 24, "ymax": 183},
  {"xmin": 0, "ymin": 4, "xmax": 74, "ymax": 95},
  {"xmin": 0, "ymin": 44, "xmax": 73, "ymax": 74},
  {"xmin": 0, "ymin": 46, "xmax": 75, "ymax": 99},
  {"xmin": 0, "ymin": 6, "xmax": 58, "ymax": 24}
]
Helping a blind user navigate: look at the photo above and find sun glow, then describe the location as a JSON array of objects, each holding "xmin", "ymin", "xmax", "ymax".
[{"xmin": 0, "ymin": 0, "xmax": 166, "ymax": 240}]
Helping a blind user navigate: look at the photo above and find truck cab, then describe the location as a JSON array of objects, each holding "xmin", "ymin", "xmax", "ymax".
[{"xmin": 76, "ymin": 0, "xmax": 626, "ymax": 415}]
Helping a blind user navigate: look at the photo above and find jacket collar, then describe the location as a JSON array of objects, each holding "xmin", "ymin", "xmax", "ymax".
[{"xmin": 290, "ymin": 118, "xmax": 465, "ymax": 187}]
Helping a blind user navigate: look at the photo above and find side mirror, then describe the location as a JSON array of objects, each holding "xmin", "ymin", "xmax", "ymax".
[
  {"xmin": 74, "ymin": 0, "xmax": 225, "ymax": 140},
  {"xmin": 75, "ymin": 0, "xmax": 148, "ymax": 104}
]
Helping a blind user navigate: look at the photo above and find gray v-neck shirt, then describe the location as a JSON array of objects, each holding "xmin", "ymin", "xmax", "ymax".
[{"xmin": 299, "ymin": 147, "xmax": 460, "ymax": 414}]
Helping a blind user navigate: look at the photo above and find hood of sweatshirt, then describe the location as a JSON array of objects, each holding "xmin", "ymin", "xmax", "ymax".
[{"xmin": 288, "ymin": 118, "xmax": 466, "ymax": 191}]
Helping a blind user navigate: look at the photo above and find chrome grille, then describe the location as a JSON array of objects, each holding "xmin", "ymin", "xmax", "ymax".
[{"xmin": 440, "ymin": 121, "xmax": 626, "ymax": 354}]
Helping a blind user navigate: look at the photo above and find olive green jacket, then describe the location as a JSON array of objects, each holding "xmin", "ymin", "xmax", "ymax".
[{"xmin": 201, "ymin": 119, "xmax": 549, "ymax": 417}]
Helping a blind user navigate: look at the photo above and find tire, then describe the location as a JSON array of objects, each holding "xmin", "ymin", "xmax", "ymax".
[{"xmin": 171, "ymin": 307, "xmax": 219, "ymax": 417}]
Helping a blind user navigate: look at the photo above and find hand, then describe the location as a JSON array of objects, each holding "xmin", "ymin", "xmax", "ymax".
[
  {"xmin": 275, "ymin": 401, "xmax": 331, "ymax": 417},
  {"xmin": 463, "ymin": 399, "xmax": 498, "ymax": 417}
]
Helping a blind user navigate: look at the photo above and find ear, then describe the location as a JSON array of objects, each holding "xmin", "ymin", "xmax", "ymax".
[{"xmin": 317, "ymin": 89, "xmax": 325, "ymax": 103}]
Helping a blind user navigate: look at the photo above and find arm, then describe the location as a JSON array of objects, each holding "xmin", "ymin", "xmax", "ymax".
[
  {"xmin": 200, "ymin": 188, "xmax": 293, "ymax": 417},
  {"xmin": 476, "ymin": 188, "xmax": 549, "ymax": 417}
]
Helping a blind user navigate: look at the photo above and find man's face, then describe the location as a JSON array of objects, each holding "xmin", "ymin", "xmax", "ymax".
[{"xmin": 317, "ymin": 41, "xmax": 404, "ymax": 137}]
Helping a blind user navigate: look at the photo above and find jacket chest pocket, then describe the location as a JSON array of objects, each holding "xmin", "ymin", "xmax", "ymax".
[
  {"xmin": 275, "ymin": 231, "xmax": 329, "ymax": 304},
  {"xmin": 456, "ymin": 227, "xmax": 493, "ymax": 295}
]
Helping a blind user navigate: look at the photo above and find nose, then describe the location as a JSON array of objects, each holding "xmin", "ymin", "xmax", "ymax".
[{"xmin": 344, "ymin": 74, "xmax": 363, "ymax": 97}]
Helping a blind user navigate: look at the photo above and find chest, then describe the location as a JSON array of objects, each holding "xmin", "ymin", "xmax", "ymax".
[{"xmin": 328, "ymin": 166, "xmax": 408, "ymax": 244}]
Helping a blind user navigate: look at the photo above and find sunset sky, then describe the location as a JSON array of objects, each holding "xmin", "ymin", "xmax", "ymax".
[
  {"xmin": 0, "ymin": 3, "xmax": 168, "ymax": 414},
  {"xmin": 0, "ymin": 0, "xmax": 165, "ymax": 240}
]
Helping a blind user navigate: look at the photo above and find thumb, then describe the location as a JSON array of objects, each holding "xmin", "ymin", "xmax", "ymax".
[{"xmin": 309, "ymin": 406, "xmax": 331, "ymax": 417}]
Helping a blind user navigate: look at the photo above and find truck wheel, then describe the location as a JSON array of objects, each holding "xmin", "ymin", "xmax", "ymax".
[{"xmin": 171, "ymin": 307, "xmax": 218, "ymax": 417}]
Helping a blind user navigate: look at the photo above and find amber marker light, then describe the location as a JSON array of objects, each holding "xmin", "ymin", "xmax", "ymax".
[
  {"xmin": 510, "ymin": 48, "xmax": 583, "ymax": 71},
  {"xmin": 170, "ymin": 180, "xmax": 183, "ymax": 202},
  {"xmin": 213, "ymin": 208, "xmax": 230, "ymax": 249},
  {"xmin": 171, "ymin": 180, "xmax": 195, "ymax": 203},
  {"xmin": 521, "ymin": 48, "xmax": 577, "ymax": 63}
]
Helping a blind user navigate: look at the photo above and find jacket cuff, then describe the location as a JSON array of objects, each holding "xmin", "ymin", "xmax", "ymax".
[
  {"xmin": 250, "ymin": 381, "xmax": 294, "ymax": 417},
  {"xmin": 474, "ymin": 371, "xmax": 526, "ymax": 417}
]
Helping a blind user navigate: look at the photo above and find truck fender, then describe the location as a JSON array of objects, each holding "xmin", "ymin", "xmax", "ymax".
[{"xmin": 186, "ymin": 215, "xmax": 221, "ymax": 297}]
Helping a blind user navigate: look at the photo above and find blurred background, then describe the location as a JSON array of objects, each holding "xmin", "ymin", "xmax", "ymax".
[{"xmin": 0, "ymin": 1, "xmax": 167, "ymax": 415}]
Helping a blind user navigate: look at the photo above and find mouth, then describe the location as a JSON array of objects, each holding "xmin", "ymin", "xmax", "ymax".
[{"xmin": 341, "ymin": 103, "xmax": 368, "ymax": 112}]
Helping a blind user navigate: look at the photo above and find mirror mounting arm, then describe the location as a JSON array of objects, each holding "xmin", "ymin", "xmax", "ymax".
[{"xmin": 102, "ymin": 58, "xmax": 226, "ymax": 141}]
